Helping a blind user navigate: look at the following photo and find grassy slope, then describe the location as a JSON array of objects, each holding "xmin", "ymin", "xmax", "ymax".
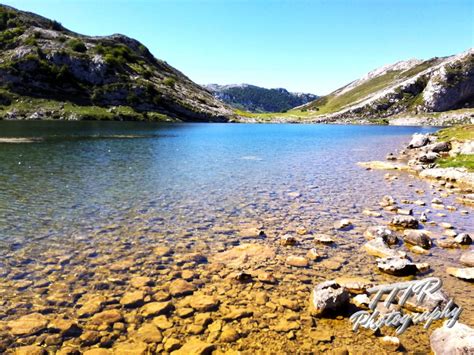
[
  {"xmin": 235, "ymin": 60, "xmax": 440, "ymax": 122},
  {"xmin": 435, "ymin": 125, "xmax": 474, "ymax": 171},
  {"xmin": 301, "ymin": 60, "xmax": 438, "ymax": 114},
  {"xmin": 0, "ymin": 90, "xmax": 171, "ymax": 121}
]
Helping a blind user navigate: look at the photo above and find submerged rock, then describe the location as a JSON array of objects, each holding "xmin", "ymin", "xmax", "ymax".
[
  {"xmin": 120, "ymin": 290, "xmax": 145, "ymax": 308},
  {"xmin": 211, "ymin": 243, "xmax": 276, "ymax": 269},
  {"xmin": 306, "ymin": 248, "xmax": 320, "ymax": 261},
  {"xmin": 169, "ymin": 279, "xmax": 196, "ymax": 297},
  {"xmin": 314, "ymin": 234, "xmax": 334, "ymax": 244},
  {"xmin": 280, "ymin": 234, "xmax": 298, "ymax": 246},
  {"xmin": 460, "ymin": 251, "xmax": 474, "ymax": 267},
  {"xmin": 7, "ymin": 313, "xmax": 48, "ymax": 336},
  {"xmin": 89, "ymin": 309, "xmax": 122, "ymax": 325},
  {"xmin": 188, "ymin": 295, "xmax": 219, "ymax": 312},
  {"xmin": 309, "ymin": 280, "xmax": 349, "ymax": 316},
  {"xmin": 286, "ymin": 255, "xmax": 309, "ymax": 267},
  {"xmin": 334, "ymin": 219, "xmax": 352, "ymax": 230},
  {"xmin": 430, "ymin": 321, "xmax": 474, "ymax": 354},
  {"xmin": 363, "ymin": 238, "xmax": 406, "ymax": 259},
  {"xmin": 380, "ymin": 336, "xmax": 400, "ymax": 351},
  {"xmin": 381, "ymin": 195, "xmax": 396, "ymax": 207}
]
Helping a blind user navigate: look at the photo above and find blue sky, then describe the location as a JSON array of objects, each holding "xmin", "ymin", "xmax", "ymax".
[{"xmin": 3, "ymin": 0, "xmax": 473, "ymax": 94}]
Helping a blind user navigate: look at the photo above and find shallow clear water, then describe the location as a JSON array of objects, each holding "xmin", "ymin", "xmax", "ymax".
[
  {"xmin": 0, "ymin": 122, "xmax": 472, "ymax": 353},
  {"xmin": 0, "ymin": 122, "xmax": 437, "ymax": 245}
]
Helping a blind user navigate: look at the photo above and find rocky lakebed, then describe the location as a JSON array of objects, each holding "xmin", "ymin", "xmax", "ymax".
[{"xmin": 0, "ymin": 124, "xmax": 473, "ymax": 354}]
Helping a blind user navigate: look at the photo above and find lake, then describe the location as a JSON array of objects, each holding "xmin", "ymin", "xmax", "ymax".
[{"xmin": 0, "ymin": 121, "xmax": 472, "ymax": 353}]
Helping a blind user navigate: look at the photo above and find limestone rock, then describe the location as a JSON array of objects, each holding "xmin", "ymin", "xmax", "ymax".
[
  {"xmin": 310, "ymin": 280, "xmax": 349, "ymax": 316},
  {"xmin": 390, "ymin": 215, "xmax": 419, "ymax": 229},
  {"xmin": 363, "ymin": 238, "xmax": 406, "ymax": 259},
  {"xmin": 135, "ymin": 323, "xmax": 163, "ymax": 343},
  {"xmin": 380, "ymin": 336, "xmax": 400, "ymax": 351},
  {"xmin": 130, "ymin": 276, "xmax": 153, "ymax": 288},
  {"xmin": 364, "ymin": 226, "xmax": 398, "ymax": 245},
  {"xmin": 141, "ymin": 302, "xmax": 173, "ymax": 317},
  {"xmin": 280, "ymin": 234, "xmax": 297, "ymax": 246},
  {"xmin": 14, "ymin": 345, "xmax": 46, "ymax": 355},
  {"xmin": 408, "ymin": 133, "xmax": 430, "ymax": 149},
  {"xmin": 334, "ymin": 277, "xmax": 373, "ymax": 294},
  {"xmin": 286, "ymin": 255, "xmax": 308, "ymax": 267},
  {"xmin": 89, "ymin": 309, "xmax": 122, "ymax": 325},
  {"xmin": 314, "ymin": 234, "xmax": 334, "ymax": 244},
  {"xmin": 430, "ymin": 321, "xmax": 474, "ymax": 354},
  {"xmin": 220, "ymin": 326, "xmax": 240, "ymax": 342},
  {"xmin": 306, "ymin": 248, "xmax": 320, "ymax": 261},
  {"xmin": 189, "ymin": 295, "xmax": 220, "ymax": 312},
  {"xmin": 169, "ymin": 279, "xmax": 196, "ymax": 297},
  {"xmin": 377, "ymin": 257, "xmax": 419, "ymax": 276},
  {"xmin": 120, "ymin": 290, "xmax": 145, "ymax": 308},
  {"xmin": 211, "ymin": 243, "xmax": 275, "ymax": 269},
  {"xmin": 334, "ymin": 219, "xmax": 352, "ymax": 230},
  {"xmin": 454, "ymin": 233, "xmax": 472, "ymax": 245},
  {"xmin": 403, "ymin": 229, "xmax": 432, "ymax": 249},
  {"xmin": 114, "ymin": 342, "xmax": 148, "ymax": 355},
  {"xmin": 460, "ymin": 251, "xmax": 474, "ymax": 267},
  {"xmin": 446, "ymin": 267, "xmax": 474, "ymax": 281}
]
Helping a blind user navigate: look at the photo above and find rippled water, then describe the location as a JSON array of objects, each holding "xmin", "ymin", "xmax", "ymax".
[
  {"xmin": 0, "ymin": 122, "xmax": 438, "ymax": 245},
  {"xmin": 0, "ymin": 121, "xmax": 472, "ymax": 353}
]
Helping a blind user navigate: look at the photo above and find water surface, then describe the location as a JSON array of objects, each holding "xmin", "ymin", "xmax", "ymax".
[{"xmin": 0, "ymin": 122, "xmax": 472, "ymax": 353}]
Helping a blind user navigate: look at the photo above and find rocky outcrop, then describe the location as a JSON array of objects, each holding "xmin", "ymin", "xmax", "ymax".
[
  {"xmin": 301, "ymin": 49, "xmax": 474, "ymax": 124},
  {"xmin": 430, "ymin": 322, "xmax": 474, "ymax": 354}
]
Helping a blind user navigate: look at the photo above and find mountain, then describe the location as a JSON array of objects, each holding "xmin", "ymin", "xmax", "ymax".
[
  {"xmin": 300, "ymin": 49, "xmax": 474, "ymax": 124},
  {"xmin": 206, "ymin": 84, "xmax": 318, "ymax": 113},
  {"xmin": 0, "ymin": 5, "xmax": 235, "ymax": 122}
]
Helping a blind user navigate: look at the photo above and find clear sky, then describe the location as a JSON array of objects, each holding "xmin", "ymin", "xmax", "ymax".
[{"xmin": 3, "ymin": 0, "xmax": 473, "ymax": 94}]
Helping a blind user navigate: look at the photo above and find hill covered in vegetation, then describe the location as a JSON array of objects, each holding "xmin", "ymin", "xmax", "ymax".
[
  {"xmin": 0, "ymin": 5, "xmax": 235, "ymax": 122},
  {"xmin": 206, "ymin": 84, "xmax": 317, "ymax": 113}
]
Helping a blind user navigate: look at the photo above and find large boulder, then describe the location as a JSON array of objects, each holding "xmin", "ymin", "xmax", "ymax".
[
  {"xmin": 309, "ymin": 281, "xmax": 349, "ymax": 316},
  {"xmin": 430, "ymin": 321, "xmax": 474, "ymax": 354},
  {"xmin": 364, "ymin": 226, "xmax": 398, "ymax": 245},
  {"xmin": 408, "ymin": 133, "xmax": 430, "ymax": 149},
  {"xmin": 390, "ymin": 216, "xmax": 419, "ymax": 229},
  {"xmin": 377, "ymin": 257, "xmax": 420, "ymax": 276},
  {"xmin": 403, "ymin": 230, "xmax": 432, "ymax": 249},
  {"xmin": 429, "ymin": 141, "xmax": 451, "ymax": 153}
]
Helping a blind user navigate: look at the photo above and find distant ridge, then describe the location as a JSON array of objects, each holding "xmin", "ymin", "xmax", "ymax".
[{"xmin": 206, "ymin": 83, "xmax": 318, "ymax": 113}]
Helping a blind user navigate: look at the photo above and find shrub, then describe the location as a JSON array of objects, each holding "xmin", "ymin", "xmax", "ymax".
[
  {"xmin": 163, "ymin": 77, "xmax": 176, "ymax": 87},
  {"xmin": 67, "ymin": 39, "xmax": 87, "ymax": 53},
  {"xmin": 24, "ymin": 36, "xmax": 38, "ymax": 46},
  {"xmin": 95, "ymin": 43, "xmax": 138, "ymax": 68}
]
